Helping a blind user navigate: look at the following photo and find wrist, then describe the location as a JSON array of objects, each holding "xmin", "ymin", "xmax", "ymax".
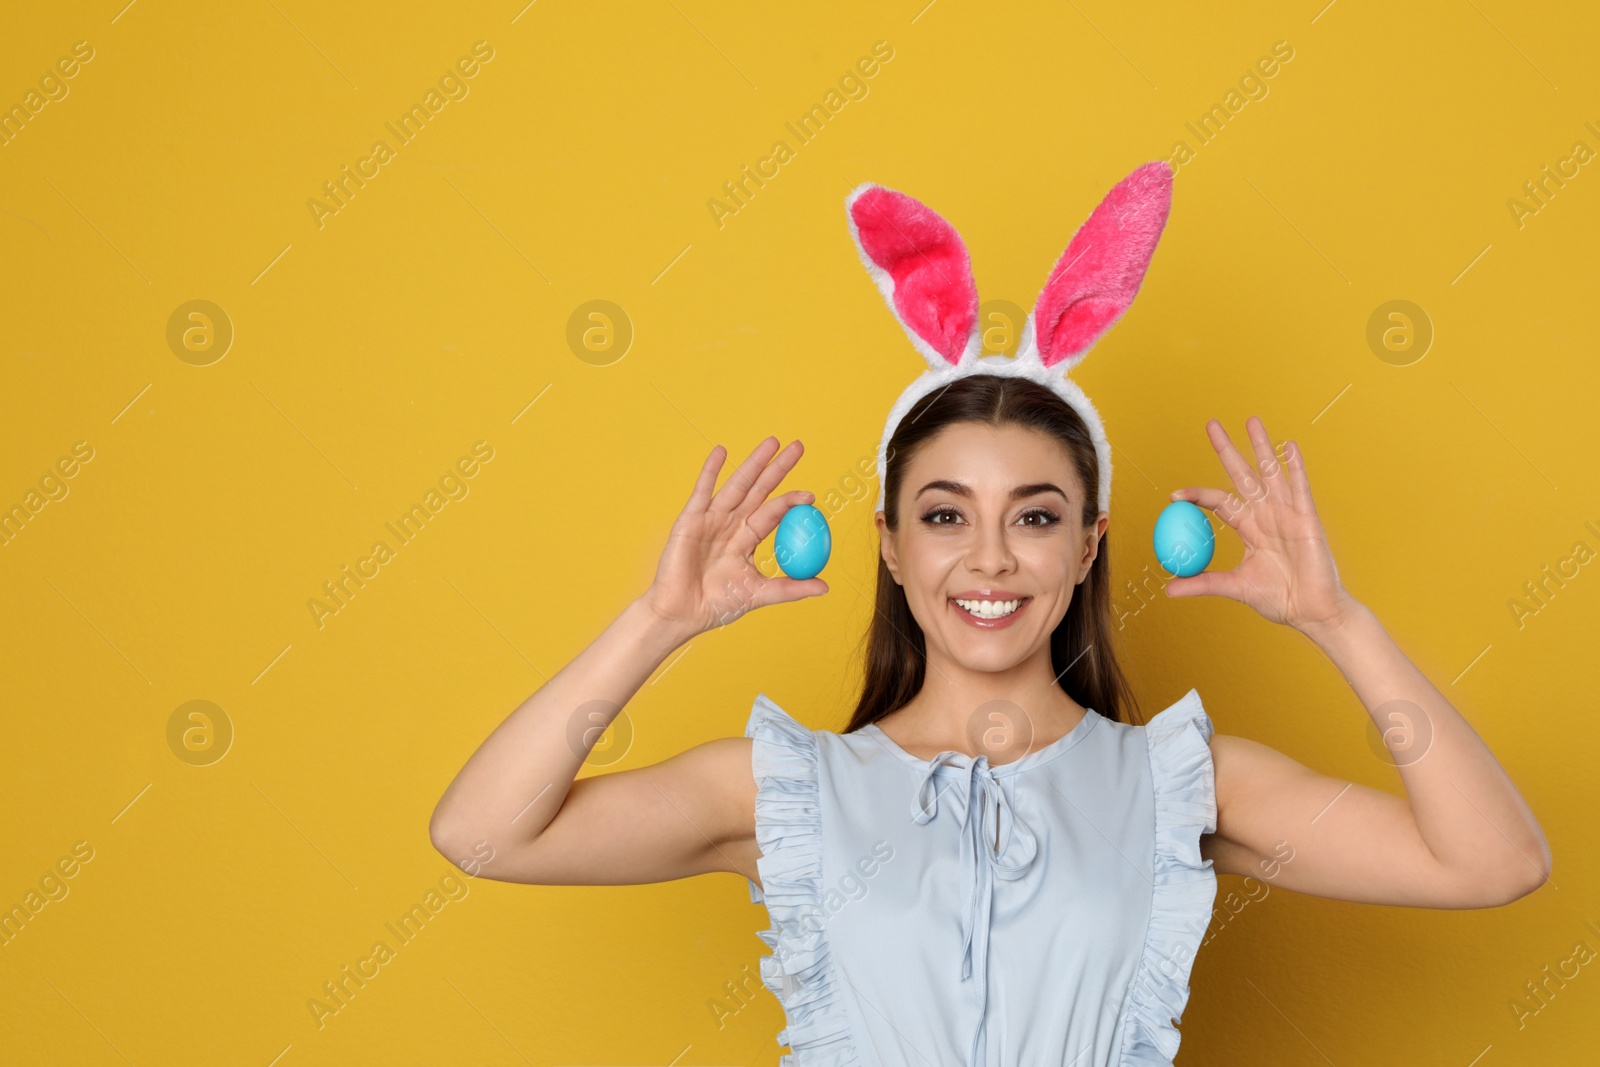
[
  {"xmin": 1294, "ymin": 593, "xmax": 1369, "ymax": 646},
  {"xmin": 629, "ymin": 591, "xmax": 698, "ymax": 653}
]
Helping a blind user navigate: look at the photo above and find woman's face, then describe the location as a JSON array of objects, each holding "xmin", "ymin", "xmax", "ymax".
[{"xmin": 876, "ymin": 422, "xmax": 1109, "ymax": 675}]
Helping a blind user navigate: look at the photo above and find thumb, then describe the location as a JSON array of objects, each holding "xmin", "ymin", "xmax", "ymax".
[
  {"xmin": 755, "ymin": 576, "xmax": 829, "ymax": 608},
  {"xmin": 1164, "ymin": 570, "xmax": 1224, "ymax": 599}
]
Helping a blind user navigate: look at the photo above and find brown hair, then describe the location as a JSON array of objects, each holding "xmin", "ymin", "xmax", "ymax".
[{"xmin": 844, "ymin": 373, "xmax": 1143, "ymax": 732}]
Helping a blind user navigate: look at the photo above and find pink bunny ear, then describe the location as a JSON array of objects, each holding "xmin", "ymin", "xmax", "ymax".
[
  {"xmin": 1029, "ymin": 161, "xmax": 1173, "ymax": 370},
  {"xmin": 846, "ymin": 183, "xmax": 980, "ymax": 369}
]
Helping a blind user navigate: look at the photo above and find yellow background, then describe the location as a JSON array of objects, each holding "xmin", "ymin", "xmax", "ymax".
[{"xmin": 2, "ymin": 0, "xmax": 1596, "ymax": 1063}]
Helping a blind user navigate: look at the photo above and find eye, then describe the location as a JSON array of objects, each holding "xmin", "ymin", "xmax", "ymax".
[
  {"xmin": 921, "ymin": 506, "xmax": 963, "ymax": 526},
  {"xmin": 1018, "ymin": 507, "xmax": 1061, "ymax": 527}
]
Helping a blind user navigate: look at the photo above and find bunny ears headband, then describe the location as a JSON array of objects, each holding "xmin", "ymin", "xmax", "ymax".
[{"xmin": 846, "ymin": 160, "xmax": 1175, "ymax": 515}]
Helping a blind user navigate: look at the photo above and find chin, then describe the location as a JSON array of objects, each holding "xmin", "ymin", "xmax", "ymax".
[{"xmin": 942, "ymin": 634, "xmax": 1038, "ymax": 671}]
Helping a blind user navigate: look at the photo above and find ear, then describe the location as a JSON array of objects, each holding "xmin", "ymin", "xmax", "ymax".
[
  {"xmin": 1076, "ymin": 512, "xmax": 1109, "ymax": 584},
  {"xmin": 874, "ymin": 510, "xmax": 903, "ymax": 585},
  {"xmin": 1021, "ymin": 161, "xmax": 1173, "ymax": 371},
  {"xmin": 846, "ymin": 183, "xmax": 981, "ymax": 370}
]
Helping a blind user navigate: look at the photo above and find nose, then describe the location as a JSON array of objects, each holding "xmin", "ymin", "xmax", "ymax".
[{"xmin": 965, "ymin": 514, "xmax": 1016, "ymax": 576}]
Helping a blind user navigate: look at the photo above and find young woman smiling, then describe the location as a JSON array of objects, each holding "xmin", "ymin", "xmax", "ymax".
[
  {"xmin": 429, "ymin": 401, "xmax": 1549, "ymax": 1064},
  {"xmin": 430, "ymin": 164, "xmax": 1550, "ymax": 1066}
]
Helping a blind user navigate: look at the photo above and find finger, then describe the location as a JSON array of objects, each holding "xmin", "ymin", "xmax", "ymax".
[
  {"xmin": 1169, "ymin": 563, "xmax": 1291, "ymax": 622},
  {"xmin": 685, "ymin": 445, "xmax": 727, "ymax": 511},
  {"xmin": 746, "ymin": 489, "xmax": 817, "ymax": 544},
  {"xmin": 1164, "ymin": 566, "xmax": 1246, "ymax": 601},
  {"xmin": 1169, "ymin": 486, "xmax": 1247, "ymax": 532},
  {"xmin": 1282, "ymin": 439, "xmax": 1318, "ymax": 515},
  {"xmin": 751, "ymin": 575, "xmax": 829, "ymax": 610},
  {"xmin": 1244, "ymin": 416, "xmax": 1289, "ymax": 497},
  {"xmin": 1205, "ymin": 419, "xmax": 1268, "ymax": 507},
  {"xmin": 1164, "ymin": 570, "xmax": 1218, "ymax": 598},
  {"xmin": 735, "ymin": 439, "xmax": 805, "ymax": 521},
  {"xmin": 1233, "ymin": 566, "xmax": 1291, "ymax": 620},
  {"xmin": 711, "ymin": 436, "xmax": 781, "ymax": 514}
]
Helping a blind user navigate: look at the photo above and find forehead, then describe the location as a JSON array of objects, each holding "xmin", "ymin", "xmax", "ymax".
[{"xmin": 904, "ymin": 422, "xmax": 1080, "ymax": 494}]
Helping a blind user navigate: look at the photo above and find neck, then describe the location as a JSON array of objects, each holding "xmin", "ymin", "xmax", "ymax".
[{"xmin": 889, "ymin": 644, "xmax": 1085, "ymax": 756}]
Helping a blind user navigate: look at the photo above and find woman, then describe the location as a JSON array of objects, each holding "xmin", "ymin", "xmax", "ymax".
[{"xmin": 430, "ymin": 168, "xmax": 1550, "ymax": 1066}]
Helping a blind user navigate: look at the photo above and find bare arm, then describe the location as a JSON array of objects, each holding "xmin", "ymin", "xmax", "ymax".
[
  {"xmin": 428, "ymin": 596, "xmax": 753, "ymax": 886},
  {"xmin": 1201, "ymin": 608, "xmax": 1552, "ymax": 907},
  {"xmin": 1173, "ymin": 417, "xmax": 1550, "ymax": 908},
  {"xmin": 428, "ymin": 437, "xmax": 826, "ymax": 886}
]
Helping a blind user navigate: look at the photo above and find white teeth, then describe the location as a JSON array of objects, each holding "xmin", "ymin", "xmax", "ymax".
[{"xmin": 953, "ymin": 598, "xmax": 1022, "ymax": 618}]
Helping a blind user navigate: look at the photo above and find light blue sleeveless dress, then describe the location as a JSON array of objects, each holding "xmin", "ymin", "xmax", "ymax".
[{"xmin": 743, "ymin": 688, "xmax": 1218, "ymax": 1067}]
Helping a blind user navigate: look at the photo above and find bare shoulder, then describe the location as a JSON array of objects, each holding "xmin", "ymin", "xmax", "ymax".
[
  {"xmin": 639, "ymin": 733, "xmax": 757, "ymax": 848},
  {"xmin": 698, "ymin": 734, "xmax": 758, "ymax": 838},
  {"xmin": 1207, "ymin": 731, "xmax": 1320, "ymax": 807},
  {"xmin": 486, "ymin": 733, "xmax": 761, "ymax": 888},
  {"xmin": 693, "ymin": 734, "xmax": 760, "ymax": 887},
  {"xmin": 1199, "ymin": 733, "xmax": 1275, "ymax": 877},
  {"xmin": 1201, "ymin": 731, "xmax": 1340, "ymax": 879}
]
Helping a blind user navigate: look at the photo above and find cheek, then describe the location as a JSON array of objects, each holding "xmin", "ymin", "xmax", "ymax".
[
  {"xmin": 894, "ymin": 552, "xmax": 951, "ymax": 622},
  {"xmin": 1018, "ymin": 541, "xmax": 1074, "ymax": 578},
  {"xmin": 900, "ymin": 539, "xmax": 961, "ymax": 588}
]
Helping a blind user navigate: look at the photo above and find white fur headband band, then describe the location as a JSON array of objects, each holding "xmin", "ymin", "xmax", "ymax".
[{"xmin": 845, "ymin": 160, "xmax": 1175, "ymax": 516}]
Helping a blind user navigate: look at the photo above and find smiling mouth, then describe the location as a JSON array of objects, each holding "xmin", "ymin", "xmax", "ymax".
[{"xmin": 950, "ymin": 596, "xmax": 1031, "ymax": 621}]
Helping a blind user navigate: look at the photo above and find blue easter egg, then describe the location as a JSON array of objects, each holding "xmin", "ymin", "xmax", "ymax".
[
  {"xmin": 774, "ymin": 503, "xmax": 831, "ymax": 580},
  {"xmin": 1152, "ymin": 500, "xmax": 1215, "ymax": 577}
]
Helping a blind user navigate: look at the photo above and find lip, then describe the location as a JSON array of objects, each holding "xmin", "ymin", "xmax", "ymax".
[{"xmin": 948, "ymin": 592, "xmax": 1032, "ymax": 630}]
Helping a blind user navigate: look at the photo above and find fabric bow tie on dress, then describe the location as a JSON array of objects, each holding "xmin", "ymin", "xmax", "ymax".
[{"xmin": 910, "ymin": 752, "xmax": 1039, "ymax": 1066}]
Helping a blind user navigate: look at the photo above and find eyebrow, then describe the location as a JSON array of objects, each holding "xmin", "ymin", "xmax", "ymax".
[{"xmin": 915, "ymin": 479, "xmax": 1070, "ymax": 503}]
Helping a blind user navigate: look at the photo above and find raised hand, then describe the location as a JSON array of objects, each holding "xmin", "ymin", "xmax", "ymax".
[
  {"xmin": 1165, "ymin": 417, "xmax": 1354, "ymax": 635},
  {"xmin": 642, "ymin": 437, "xmax": 829, "ymax": 639}
]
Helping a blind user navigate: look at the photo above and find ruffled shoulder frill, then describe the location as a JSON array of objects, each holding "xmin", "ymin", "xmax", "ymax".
[
  {"xmin": 743, "ymin": 693, "xmax": 862, "ymax": 1065},
  {"xmin": 1119, "ymin": 688, "xmax": 1220, "ymax": 1066}
]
